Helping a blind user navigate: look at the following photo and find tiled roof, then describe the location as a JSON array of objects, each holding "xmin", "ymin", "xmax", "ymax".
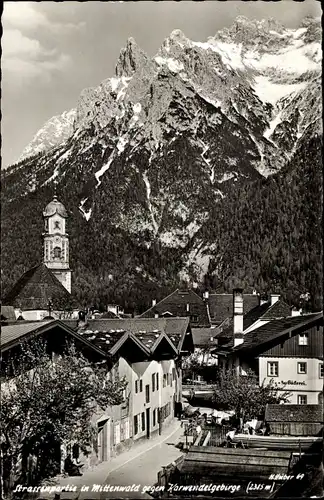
[
  {"xmin": 208, "ymin": 293, "xmax": 260, "ymax": 323},
  {"xmin": 215, "ymin": 303, "xmax": 271, "ymax": 343},
  {"xmin": 1, "ymin": 321, "xmax": 53, "ymax": 347},
  {"xmin": 0, "ymin": 319, "xmax": 107, "ymax": 359},
  {"xmin": 77, "ymin": 328, "xmax": 127, "ymax": 352},
  {"xmin": 140, "ymin": 289, "xmax": 210, "ymax": 327},
  {"xmin": 243, "ymin": 303, "xmax": 272, "ymax": 329},
  {"xmin": 234, "ymin": 313, "xmax": 323, "ymax": 353},
  {"xmin": 1, "ymin": 306, "xmax": 16, "ymax": 322},
  {"xmin": 265, "ymin": 404, "xmax": 323, "ymax": 423},
  {"xmin": 261, "ymin": 300, "xmax": 291, "ymax": 320},
  {"xmin": 216, "ymin": 301, "xmax": 299, "ymax": 346},
  {"xmin": 3, "ymin": 264, "xmax": 75, "ymax": 310},
  {"xmin": 62, "ymin": 317, "xmax": 190, "ymax": 355},
  {"xmin": 191, "ymin": 328, "xmax": 218, "ymax": 347}
]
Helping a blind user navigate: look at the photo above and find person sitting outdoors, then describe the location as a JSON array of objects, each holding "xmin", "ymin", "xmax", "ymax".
[{"xmin": 64, "ymin": 455, "xmax": 83, "ymax": 476}]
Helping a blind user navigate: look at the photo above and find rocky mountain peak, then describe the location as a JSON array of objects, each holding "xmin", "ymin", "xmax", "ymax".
[{"xmin": 115, "ymin": 37, "xmax": 148, "ymax": 78}]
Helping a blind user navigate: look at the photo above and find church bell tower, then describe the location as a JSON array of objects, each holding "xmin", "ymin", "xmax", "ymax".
[{"xmin": 43, "ymin": 195, "xmax": 72, "ymax": 293}]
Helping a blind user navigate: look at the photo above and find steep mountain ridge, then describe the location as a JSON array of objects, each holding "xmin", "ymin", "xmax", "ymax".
[
  {"xmin": 2, "ymin": 17, "xmax": 322, "ymax": 311},
  {"xmin": 18, "ymin": 109, "xmax": 77, "ymax": 163}
]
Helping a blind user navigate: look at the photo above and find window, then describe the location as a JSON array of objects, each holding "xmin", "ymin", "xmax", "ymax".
[
  {"xmin": 298, "ymin": 395, "xmax": 307, "ymax": 405},
  {"xmin": 53, "ymin": 246, "xmax": 61, "ymax": 259},
  {"xmin": 319, "ymin": 364, "xmax": 324, "ymax": 378},
  {"xmin": 163, "ymin": 374, "xmax": 166, "ymax": 388},
  {"xmin": 54, "ymin": 220, "xmax": 61, "ymax": 230},
  {"xmin": 145, "ymin": 384, "xmax": 150, "ymax": 404},
  {"xmin": 172, "ymin": 368, "xmax": 176, "ymax": 381},
  {"xmin": 299, "ymin": 333, "xmax": 308, "ymax": 346},
  {"xmin": 134, "ymin": 415, "xmax": 138, "ymax": 435},
  {"xmin": 140, "ymin": 380, "xmax": 143, "ymax": 392},
  {"xmin": 135, "ymin": 380, "xmax": 138, "ymax": 394},
  {"xmin": 190, "ymin": 315, "xmax": 198, "ymax": 323},
  {"xmin": 267, "ymin": 361, "xmax": 279, "ymax": 377},
  {"xmin": 141, "ymin": 412, "xmax": 145, "ymax": 431},
  {"xmin": 297, "ymin": 362, "xmax": 307, "ymax": 374},
  {"xmin": 152, "ymin": 373, "xmax": 155, "ymax": 392},
  {"xmin": 156, "ymin": 373, "xmax": 159, "ymax": 391},
  {"xmin": 153, "ymin": 409, "xmax": 156, "ymax": 427}
]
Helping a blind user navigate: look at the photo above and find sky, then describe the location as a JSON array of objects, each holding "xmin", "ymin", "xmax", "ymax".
[{"xmin": 2, "ymin": 0, "xmax": 321, "ymax": 167}]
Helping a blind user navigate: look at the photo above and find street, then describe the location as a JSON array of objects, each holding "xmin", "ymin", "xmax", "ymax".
[{"xmin": 74, "ymin": 423, "xmax": 184, "ymax": 500}]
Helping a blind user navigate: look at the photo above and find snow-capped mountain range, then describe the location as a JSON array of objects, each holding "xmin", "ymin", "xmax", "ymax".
[
  {"xmin": 2, "ymin": 16, "xmax": 322, "ymax": 301},
  {"xmin": 18, "ymin": 16, "xmax": 321, "ymax": 168}
]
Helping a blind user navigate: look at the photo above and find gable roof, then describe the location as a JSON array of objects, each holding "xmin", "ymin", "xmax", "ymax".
[
  {"xmin": 233, "ymin": 312, "xmax": 323, "ymax": 354},
  {"xmin": 217, "ymin": 299, "xmax": 292, "ymax": 345},
  {"xmin": 265, "ymin": 404, "xmax": 323, "ymax": 423},
  {"xmin": 260, "ymin": 300, "xmax": 291, "ymax": 320},
  {"xmin": 215, "ymin": 302, "xmax": 271, "ymax": 344},
  {"xmin": 1, "ymin": 321, "xmax": 53, "ymax": 348},
  {"xmin": 139, "ymin": 289, "xmax": 210, "ymax": 327},
  {"xmin": 208, "ymin": 293, "xmax": 260, "ymax": 324},
  {"xmin": 0, "ymin": 319, "xmax": 106, "ymax": 358},
  {"xmin": 62, "ymin": 317, "xmax": 191, "ymax": 358},
  {"xmin": 3, "ymin": 264, "xmax": 74, "ymax": 311}
]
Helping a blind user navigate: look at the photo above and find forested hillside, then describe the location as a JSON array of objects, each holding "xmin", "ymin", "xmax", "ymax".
[
  {"xmin": 2, "ymin": 134, "xmax": 322, "ymax": 313},
  {"xmin": 202, "ymin": 134, "xmax": 323, "ymax": 311}
]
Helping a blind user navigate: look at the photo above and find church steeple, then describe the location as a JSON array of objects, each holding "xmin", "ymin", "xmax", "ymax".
[{"xmin": 43, "ymin": 195, "xmax": 71, "ymax": 293}]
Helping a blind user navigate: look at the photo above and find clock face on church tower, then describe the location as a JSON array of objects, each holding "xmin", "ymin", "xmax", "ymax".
[{"xmin": 54, "ymin": 236, "xmax": 61, "ymax": 245}]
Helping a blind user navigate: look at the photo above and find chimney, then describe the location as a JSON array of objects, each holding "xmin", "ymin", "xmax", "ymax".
[
  {"xmin": 154, "ymin": 313, "xmax": 159, "ymax": 318},
  {"xmin": 186, "ymin": 303, "xmax": 190, "ymax": 312},
  {"xmin": 203, "ymin": 290, "xmax": 209, "ymax": 300},
  {"xmin": 152, "ymin": 299, "xmax": 157, "ymax": 307},
  {"xmin": 270, "ymin": 293, "xmax": 280, "ymax": 306},
  {"xmin": 233, "ymin": 288, "xmax": 244, "ymax": 347}
]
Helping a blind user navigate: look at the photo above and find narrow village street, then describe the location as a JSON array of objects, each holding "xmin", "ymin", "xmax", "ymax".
[
  {"xmin": 98, "ymin": 426, "xmax": 184, "ymax": 499},
  {"xmin": 51, "ymin": 420, "xmax": 184, "ymax": 500}
]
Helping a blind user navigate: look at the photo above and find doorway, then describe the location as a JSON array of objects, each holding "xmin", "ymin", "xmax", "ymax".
[
  {"xmin": 146, "ymin": 408, "xmax": 150, "ymax": 439},
  {"xmin": 97, "ymin": 418, "xmax": 109, "ymax": 463}
]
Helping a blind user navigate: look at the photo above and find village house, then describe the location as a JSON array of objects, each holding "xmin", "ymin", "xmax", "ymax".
[
  {"xmin": 62, "ymin": 315, "xmax": 193, "ymax": 465},
  {"xmin": 215, "ymin": 290, "xmax": 292, "ymax": 348},
  {"xmin": 207, "ymin": 290, "xmax": 261, "ymax": 326},
  {"xmin": 3, "ymin": 196, "xmax": 78, "ymax": 321},
  {"xmin": 0, "ymin": 319, "xmax": 107, "ymax": 479},
  {"xmin": 140, "ymin": 288, "xmax": 211, "ymax": 328},
  {"xmin": 216, "ymin": 289, "xmax": 323, "ymax": 405},
  {"xmin": 1, "ymin": 316, "xmax": 194, "ymax": 474}
]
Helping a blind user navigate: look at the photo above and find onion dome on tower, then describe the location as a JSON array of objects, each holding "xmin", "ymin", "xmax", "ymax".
[{"xmin": 43, "ymin": 195, "xmax": 68, "ymax": 218}]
